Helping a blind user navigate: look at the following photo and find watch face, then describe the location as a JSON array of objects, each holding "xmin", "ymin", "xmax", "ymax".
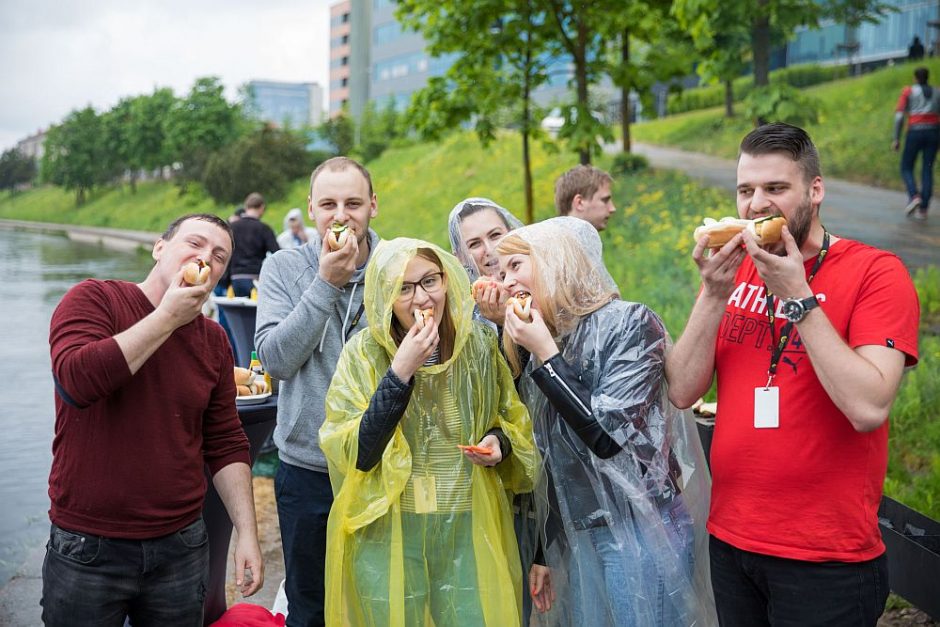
[{"xmin": 782, "ymin": 300, "xmax": 804, "ymax": 322}]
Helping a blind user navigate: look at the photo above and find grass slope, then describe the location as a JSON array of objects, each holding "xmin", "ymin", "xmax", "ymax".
[{"xmin": 633, "ymin": 60, "xmax": 940, "ymax": 189}]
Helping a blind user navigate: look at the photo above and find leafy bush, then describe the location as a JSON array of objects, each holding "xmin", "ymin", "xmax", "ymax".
[
  {"xmin": 668, "ymin": 64, "xmax": 849, "ymax": 115},
  {"xmin": 744, "ymin": 84, "xmax": 821, "ymax": 127},
  {"xmin": 611, "ymin": 152, "xmax": 650, "ymax": 174},
  {"xmin": 202, "ymin": 127, "xmax": 316, "ymax": 205}
]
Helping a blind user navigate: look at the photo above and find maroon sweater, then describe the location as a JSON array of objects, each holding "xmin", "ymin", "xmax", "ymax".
[{"xmin": 48, "ymin": 279, "xmax": 250, "ymax": 538}]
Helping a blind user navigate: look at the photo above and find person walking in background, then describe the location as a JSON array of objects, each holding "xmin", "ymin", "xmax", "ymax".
[
  {"xmin": 278, "ymin": 208, "xmax": 318, "ymax": 249},
  {"xmin": 229, "ymin": 192, "xmax": 280, "ymax": 295},
  {"xmin": 908, "ymin": 36, "xmax": 925, "ymax": 61},
  {"xmin": 554, "ymin": 165, "xmax": 617, "ymax": 231},
  {"xmin": 893, "ymin": 66, "xmax": 940, "ymax": 221},
  {"xmin": 42, "ymin": 214, "xmax": 263, "ymax": 626},
  {"xmin": 320, "ymin": 239, "xmax": 537, "ymax": 626},
  {"xmin": 255, "ymin": 157, "xmax": 381, "ymax": 627},
  {"xmin": 497, "ymin": 221, "xmax": 714, "ymax": 626},
  {"xmin": 668, "ymin": 123, "xmax": 920, "ymax": 626}
]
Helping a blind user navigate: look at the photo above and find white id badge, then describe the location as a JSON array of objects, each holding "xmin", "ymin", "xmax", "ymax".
[{"xmin": 754, "ymin": 386, "xmax": 780, "ymax": 429}]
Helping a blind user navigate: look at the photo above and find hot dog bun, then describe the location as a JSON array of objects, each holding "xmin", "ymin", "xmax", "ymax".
[
  {"xmin": 507, "ymin": 292, "xmax": 532, "ymax": 321},
  {"xmin": 182, "ymin": 259, "xmax": 210, "ymax": 285},
  {"xmin": 693, "ymin": 216, "xmax": 787, "ymax": 249},
  {"xmin": 236, "ymin": 384, "xmax": 253, "ymax": 397},
  {"xmin": 234, "ymin": 367, "xmax": 255, "ymax": 386},
  {"xmin": 327, "ymin": 223, "xmax": 353, "ymax": 251},
  {"xmin": 413, "ymin": 308, "xmax": 434, "ymax": 329}
]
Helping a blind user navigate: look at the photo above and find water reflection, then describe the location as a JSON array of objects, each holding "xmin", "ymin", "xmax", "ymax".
[{"xmin": 0, "ymin": 228, "xmax": 153, "ymax": 585}]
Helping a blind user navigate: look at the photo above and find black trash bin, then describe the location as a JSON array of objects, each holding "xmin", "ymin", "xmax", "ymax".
[{"xmin": 878, "ymin": 496, "xmax": 940, "ymax": 620}]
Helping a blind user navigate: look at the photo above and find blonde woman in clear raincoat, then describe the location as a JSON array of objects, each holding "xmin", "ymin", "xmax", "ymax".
[
  {"xmin": 497, "ymin": 222, "xmax": 716, "ymax": 626},
  {"xmin": 319, "ymin": 238, "xmax": 538, "ymax": 626}
]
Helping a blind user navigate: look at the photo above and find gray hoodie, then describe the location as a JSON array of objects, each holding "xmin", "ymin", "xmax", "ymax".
[{"xmin": 255, "ymin": 229, "xmax": 380, "ymax": 471}]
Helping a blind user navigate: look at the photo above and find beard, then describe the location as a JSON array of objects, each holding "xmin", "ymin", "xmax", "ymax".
[{"xmin": 787, "ymin": 193, "xmax": 814, "ymax": 249}]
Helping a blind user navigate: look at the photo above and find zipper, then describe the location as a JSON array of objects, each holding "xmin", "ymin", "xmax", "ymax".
[{"xmin": 544, "ymin": 361, "xmax": 592, "ymax": 416}]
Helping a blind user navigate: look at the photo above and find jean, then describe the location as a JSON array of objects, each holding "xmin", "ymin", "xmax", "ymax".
[
  {"xmin": 275, "ymin": 462, "xmax": 333, "ymax": 627},
  {"xmin": 40, "ymin": 518, "xmax": 209, "ymax": 627},
  {"xmin": 709, "ymin": 535, "xmax": 888, "ymax": 627},
  {"xmin": 570, "ymin": 498, "xmax": 694, "ymax": 627},
  {"xmin": 231, "ymin": 277, "xmax": 256, "ymax": 298},
  {"xmin": 901, "ymin": 126, "xmax": 940, "ymax": 209}
]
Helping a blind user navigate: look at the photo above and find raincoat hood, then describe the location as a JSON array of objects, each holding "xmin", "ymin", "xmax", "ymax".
[
  {"xmin": 282, "ymin": 207, "xmax": 305, "ymax": 231},
  {"xmin": 365, "ymin": 238, "xmax": 474, "ymax": 371},
  {"xmin": 447, "ymin": 197, "xmax": 524, "ymax": 281},
  {"xmin": 506, "ymin": 220, "xmax": 618, "ymax": 338}
]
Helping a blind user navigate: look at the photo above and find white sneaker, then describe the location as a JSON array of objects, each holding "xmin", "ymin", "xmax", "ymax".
[{"xmin": 904, "ymin": 197, "xmax": 922, "ymax": 216}]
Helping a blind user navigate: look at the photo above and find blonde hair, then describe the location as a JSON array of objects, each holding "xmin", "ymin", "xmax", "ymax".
[
  {"xmin": 497, "ymin": 233, "xmax": 616, "ymax": 377},
  {"xmin": 390, "ymin": 248, "xmax": 456, "ymax": 363}
]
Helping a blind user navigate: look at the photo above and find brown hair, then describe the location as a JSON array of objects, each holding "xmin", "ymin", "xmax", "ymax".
[
  {"xmin": 389, "ymin": 248, "xmax": 456, "ymax": 363},
  {"xmin": 161, "ymin": 213, "xmax": 234, "ymax": 249},
  {"xmin": 244, "ymin": 192, "xmax": 265, "ymax": 210},
  {"xmin": 310, "ymin": 156, "xmax": 374, "ymax": 198},
  {"xmin": 554, "ymin": 165, "xmax": 613, "ymax": 216},
  {"xmin": 739, "ymin": 122, "xmax": 821, "ymax": 184}
]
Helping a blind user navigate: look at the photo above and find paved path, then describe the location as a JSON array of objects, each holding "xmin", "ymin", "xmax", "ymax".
[{"xmin": 632, "ymin": 143, "xmax": 940, "ymax": 269}]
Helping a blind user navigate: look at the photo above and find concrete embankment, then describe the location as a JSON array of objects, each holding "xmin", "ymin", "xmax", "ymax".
[{"xmin": 0, "ymin": 218, "xmax": 158, "ymax": 253}]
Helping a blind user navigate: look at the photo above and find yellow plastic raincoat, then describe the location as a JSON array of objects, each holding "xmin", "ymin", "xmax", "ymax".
[{"xmin": 320, "ymin": 238, "xmax": 538, "ymax": 627}]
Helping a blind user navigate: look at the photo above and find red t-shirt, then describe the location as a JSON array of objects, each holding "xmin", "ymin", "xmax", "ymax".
[
  {"xmin": 48, "ymin": 279, "xmax": 250, "ymax": 538},
  {"xmin": 708, "ymin": 239, "xmax": 919, "ymax": 562}
]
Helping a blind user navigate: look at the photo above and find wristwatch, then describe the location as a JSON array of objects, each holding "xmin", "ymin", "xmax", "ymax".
[{"xmin": 781, "ymin": 295, "xmax": 819, "ymax": 323}]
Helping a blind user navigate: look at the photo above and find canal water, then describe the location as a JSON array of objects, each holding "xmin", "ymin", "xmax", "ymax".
[{"xmin": 0, "ymin": 228, "xmax": 153, "ymax": 585}]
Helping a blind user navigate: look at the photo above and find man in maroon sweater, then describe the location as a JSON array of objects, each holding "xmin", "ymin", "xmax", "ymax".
[{"xmin": 42, "ymin": 214, "xmax": 263, "ymax": 626}]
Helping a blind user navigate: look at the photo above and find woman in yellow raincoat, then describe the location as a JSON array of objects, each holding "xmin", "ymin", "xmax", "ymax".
[{"xmin": 320, "ymin": 238, "xmax": 538, "ymax": 627}]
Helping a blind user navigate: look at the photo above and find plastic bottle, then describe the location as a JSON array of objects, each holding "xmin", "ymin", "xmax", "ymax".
[
  {"xmin": 226, "ymin": 285, "xmax": 235, "ymax": 299},
  {"xmin": 249, "ymin": 350, "xmax": 268, "ymax": 393},
  {"xmin": 250, "ymin": 287, "xmax": 258, "ymax": 301}
]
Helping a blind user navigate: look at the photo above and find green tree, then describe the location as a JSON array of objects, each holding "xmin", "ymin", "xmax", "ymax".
[
  {"xmin": 356, "ymin": 98, "xmax": 408, "ymax": 163},
  {"xmin": 539, "ymin": 0, "xmax": 614, "ymax": 164},
  {"xmin": 397, "ymin": 0, "xmax": 553, "ymax": 222},
  {"xmin": 673, "ymin": 0, "xmax": 751, "ymax": 118},
  {"xmin": 41, "ymin": 107, "xmax": 108, "ymax": 205},
  {"xmin": 605, "ymin": 1, "xmax": 694, "ymax": 152},
  {"xmin": 165, "ymin": 77, "xmax": 242, "ymax": 185},
  {"xmin": 127, "ymin": 88, "xmax": 177, "ymax": 183},
  {"xmin": 202, "ymin": 126, "xmax": 313, "ymax": 205},
  {"xmin": 318, "ymin": 112, "xmax": 355, "ymax": 156},
  {"xmin": 0, "ymin": 148, "xmax": 37, "ymax": 195}
]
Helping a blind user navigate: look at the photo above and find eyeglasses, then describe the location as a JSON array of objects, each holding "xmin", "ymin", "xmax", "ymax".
[{"xmin": 399, "ymin": 272, "xmax": 445, "ymax": 299}]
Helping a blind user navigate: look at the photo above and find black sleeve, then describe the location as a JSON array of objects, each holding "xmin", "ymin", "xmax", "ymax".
[
  {"xmin": 530, "ymin": 354, "xmax": 621, "ymax": 459},
  {"xmin": 356, "ymin": 368, "xmax": 414, "ymax": 471},
  {"xmin": 265, "ymin": 225, "xmax": 280, "ymax": 254},
  {"xmin": 483, "ymin": 427, "xmax": 512, "ymax": 461}
]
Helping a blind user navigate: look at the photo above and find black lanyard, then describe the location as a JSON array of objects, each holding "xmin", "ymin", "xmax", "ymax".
[
  {"xmin": 344, "ymin": 302, "xmax": 365, "ymax": 343},
  {"xmin": 763, "ymin": 230, "xmax": 830, "ymax": 383}
]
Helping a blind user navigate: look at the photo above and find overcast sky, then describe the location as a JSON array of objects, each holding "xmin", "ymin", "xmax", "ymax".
[{"xmin": 0, "ymin": 0, "xmax": 334, "ymax": 151}]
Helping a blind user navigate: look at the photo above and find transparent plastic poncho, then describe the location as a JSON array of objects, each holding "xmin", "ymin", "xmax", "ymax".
[
  {"xmin": 507, "ymin": 223, "xmax": 716, "ymax": 626},
  {"xmin": 447, "ymin": 197, "xmax": 525, "ymax": 282},
  {"xmin": 320, "ymin": 238, "xmax": 539, "ymax": 626}
]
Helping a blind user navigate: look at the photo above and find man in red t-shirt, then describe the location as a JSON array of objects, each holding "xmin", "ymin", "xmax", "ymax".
[
  {"xmin": 667, "ymin": 123, "xmax": 920, "ymax": 626},
  {"xmin": 42, "ymin": 214, "xmax": 264, "ymax": 626}
]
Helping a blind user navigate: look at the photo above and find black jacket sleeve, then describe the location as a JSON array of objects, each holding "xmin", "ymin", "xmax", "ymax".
[
  {"xmin": 530, "ymin": 354, "xmax": 621, "ymax": 459},
  {"xmin": 356, "ymin": 368, "xmax": 414, "ymax": 471},
  {"xmin": 483, "ymin": 427, "xmax": 512, "ymax": 460}
]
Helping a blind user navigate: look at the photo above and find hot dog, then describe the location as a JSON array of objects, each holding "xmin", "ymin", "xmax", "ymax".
[
  {"xmin": 182, "ymin": 259, "xmax": 210, "ymax": 285},
  {"xmin": 507, "ymin": 292, "xmax": 532, "ymax": 321},
  {"xmin": 234, "ymin": 366, "xmax": 268, "ymax": 396},
  {"xmin": 693, "ymin": 216, "xmax": 787, "ymax": 249},
  {"xmin": 413, "ymin": 308, "xmax": 434, "ymax": 329},
  {"xmin": 327, "ymin": 222, "xmax": 353, "ymax": 251}
]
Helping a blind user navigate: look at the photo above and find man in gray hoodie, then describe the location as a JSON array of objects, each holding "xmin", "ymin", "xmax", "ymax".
[{"xmin": 255, "ymin": 157, "xmax": 380, "ymax": 627}]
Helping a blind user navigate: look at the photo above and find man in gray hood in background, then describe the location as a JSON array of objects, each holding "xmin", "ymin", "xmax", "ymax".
[{"xmin": 255, "ymin": 157, "xmax": 380, "ymax": 627}]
